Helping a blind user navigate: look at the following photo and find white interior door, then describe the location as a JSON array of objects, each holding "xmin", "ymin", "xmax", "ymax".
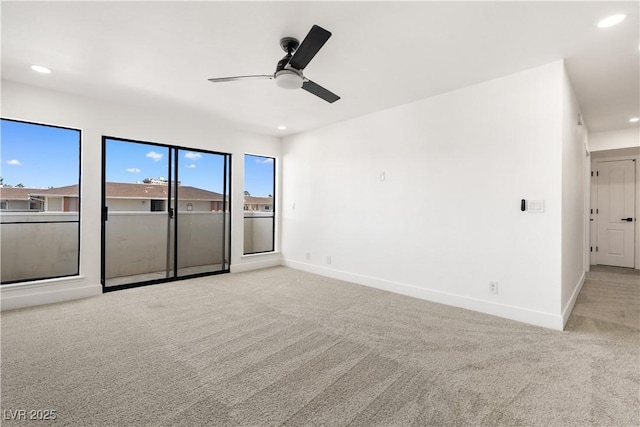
[{"xmin": 596, "ymin": 160, "xmax": 636, "ymax": 268}]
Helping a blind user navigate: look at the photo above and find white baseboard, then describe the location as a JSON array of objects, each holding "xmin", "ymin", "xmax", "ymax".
[
  {"xmin": 231, "ymin": 256, "xmax": 282, "ymax": 273},
  {"xmin": 283, "ymin": 259, "xmax": 564, "ymax": 331},
  {"xmin": 562, "ymin": 271, "xmax": 586, "ymax": 327},
  {"xmin": 1, "ymin": 277, "xmax": 101, "ymax": 311}
]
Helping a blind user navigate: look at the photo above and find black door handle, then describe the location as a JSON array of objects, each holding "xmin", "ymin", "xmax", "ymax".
[{"xmin": 621, "ymin": 218, "xmax": 633, "ymax": 222}]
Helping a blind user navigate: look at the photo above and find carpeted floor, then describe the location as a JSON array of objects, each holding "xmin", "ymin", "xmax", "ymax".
[{"xmin": 1, "ymin": 265, "xmax": 638, "ymax": 426}]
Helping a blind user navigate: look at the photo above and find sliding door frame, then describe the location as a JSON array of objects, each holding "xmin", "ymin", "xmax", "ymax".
[{"xmin": 101, "ymin": 136, "xmax": 232, "ymax": 293}]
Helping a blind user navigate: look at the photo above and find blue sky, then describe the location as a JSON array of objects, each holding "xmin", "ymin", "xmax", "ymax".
[
  {"xmin": 244, "ymin": 154, "xmax": 275, "ymax": 197},
  {"xmin": 106, "ymin": 139, "xmax": 230, "ymax": 194},
  {"xmin": 1, "ymin": 119, "xmax": 80, "ymax": 188},
  {"xmin": 1, "ymin": 119, "xmax": 275, "ymax": 197}
]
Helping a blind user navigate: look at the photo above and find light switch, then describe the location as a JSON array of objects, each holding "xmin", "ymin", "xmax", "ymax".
[{"xmin": 528, "ymin": 200, "xmax": 545, "ymax": 213}]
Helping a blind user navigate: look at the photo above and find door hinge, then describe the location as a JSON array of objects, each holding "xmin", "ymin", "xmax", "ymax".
[
  {"xmin": 590, "ymin": 246, "xmax": 592, "ymax": 252},
  {"xmin": 591, "ymin": 171, "xmax": 593, "ymax": 177},
  {"xmin": 596, "ymin": 246, "xmax": 599, "ymax": 252},
  {"xmin": 597, "ymin": 171, "xmax": 599, "ymax": 176}
]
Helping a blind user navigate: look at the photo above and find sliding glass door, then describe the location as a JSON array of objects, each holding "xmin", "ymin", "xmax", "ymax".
[
  {"xmin": 101, "ymin": 137, "xmax": 230, "ymax": 290},
  {"xmin": 174, "ymin": 148, "xmax": 230, "ymax": 278}
]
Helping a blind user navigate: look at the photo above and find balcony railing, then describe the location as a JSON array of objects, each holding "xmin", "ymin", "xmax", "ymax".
[
  {"xmin": 244, "ymin": 211, "xmax": 274, "ymax": 254},
  {"xmin": 1, "ymin": 211, "xmax": 274, "ymax": 284},
  {"xmin": 1, "ymin": 212, "xmax": 79, "ymax": 283}
]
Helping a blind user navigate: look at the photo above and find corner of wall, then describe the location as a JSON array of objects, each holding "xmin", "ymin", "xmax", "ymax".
[
  {"xmin": 560, "ymin": 64, "xmax": 588, "ymax": 313},
  {"xmin": 561, "ymin": 270, "xmax": 586, "ymax": 328}
]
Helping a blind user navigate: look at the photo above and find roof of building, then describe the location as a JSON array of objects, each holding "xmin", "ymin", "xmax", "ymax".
[
  {"xmin": 102, "ymin": 183, "xmax": 225, "ymax": 201},
  {"xmin": 0, "ymin": 187, "xmax": 41, "ymax": 201},
  {"xmin": 244, "ymin": 196, "xmax": 273, "ymax": 204},
  {"xmin": 2, "ymin": 184, "xmax": 275, "ymax": 204},
  {"xmin": 1, "ymin": 183, "xmax": 226, "ymax": 201}
]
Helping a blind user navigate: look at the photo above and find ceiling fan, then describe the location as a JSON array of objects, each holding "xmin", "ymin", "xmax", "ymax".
[{"xmin": 208, "ymin": 25, "xmax": 340, "ymax": 103}]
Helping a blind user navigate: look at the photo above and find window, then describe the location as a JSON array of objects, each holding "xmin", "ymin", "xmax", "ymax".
[
  {"xmin": 243, "ymin": 154, "xmax": 275, "ymax": 254},
  {"xmin": 150, "ymin": 199, "xmax": 165, "ymax": 212},
  {"xmin": 0, "ymin": 119, "xmax": 81, "ymax": 284}
]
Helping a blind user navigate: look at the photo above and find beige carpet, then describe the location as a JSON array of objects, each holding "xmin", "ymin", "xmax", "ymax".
[{"xmin": 1, "ymin": 265, "xmax": 638, "ymax": 426}]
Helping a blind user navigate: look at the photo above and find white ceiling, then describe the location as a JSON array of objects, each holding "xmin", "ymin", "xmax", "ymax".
[{"xmin": 2, "ymin": 1, "xmax": 638, "ymax": 137}]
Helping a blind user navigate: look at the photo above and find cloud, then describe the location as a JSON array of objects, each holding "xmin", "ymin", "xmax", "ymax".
[
  {"xmin": 126, "ymin": 168, "xmax": 141, "ymax": 173},
  {"xmin": 6, "ymin": 159, "xmax": 21, "ymax": 166},
  {"xmin": 146, "ymin": 151, "xmax": 163, "ymax": 162},
  {"xmin": 184, "ymin": 152, "xmax": 202, "ymax": 161},
  {"xmin": 185, "ymin": 164, "xmax": 196, "ymax": 169},
  {"xmin": 256, "ymin": 157, "xmax": 274, "ymax": 164}
]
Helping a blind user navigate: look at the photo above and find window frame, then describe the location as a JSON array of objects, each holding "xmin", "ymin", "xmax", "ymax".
[
  {"xmin": 243, "ymin": 153, "xmax": 276, "ymax": 255},
  {"xmin": 0, "ymin": 118, "xmax": 82, "ymax": 285}
]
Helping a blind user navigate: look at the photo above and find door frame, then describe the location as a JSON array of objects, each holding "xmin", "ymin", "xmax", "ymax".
[
  {"xmin": 100, "ymin": 135, "xmax": 232, "ymax": 292},
  {"xmin": 589, "ymin": 151, "xmax": 639, "ymax": 269}
]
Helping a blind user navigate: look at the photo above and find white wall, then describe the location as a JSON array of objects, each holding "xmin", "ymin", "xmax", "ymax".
[
  {"xmin": 560, "ymin": 68, "xmax": 588, "ymax": 326},
  {"xmin": 46, "ymin": 197, "xmax": 63, "ymax": 212},
  {"xmin": 176, "ymin": 200, "xmax": 212, "ymax": 212},
  {"xmin": 589, "ymin": 128, "xmax": 639, "ymax": 152},
  {"xmin": 282, "ymin": 61, "xmax": 568, "ymax": 329},
  {"xmin": 1, "ymin": 80, "xmax": 282, "ymax": 310}
]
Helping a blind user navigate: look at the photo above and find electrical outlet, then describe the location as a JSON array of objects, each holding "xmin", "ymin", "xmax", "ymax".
[
  {"xmin": 489, "ymin": 281, "xmax": 498, "ymax": 294},
  {"xmin": 326, "ymin": 256, "xmax": 331, "ymax": 265}
]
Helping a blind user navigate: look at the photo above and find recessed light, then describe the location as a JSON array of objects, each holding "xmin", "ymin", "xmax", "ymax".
[
  {"xmin": 629, "ymin": 117, "xmax": 639, "ymax": 123},
  {"xmin": 277, "ymin": 125, "xmax": 287, "ymax": 130},
  {"xmin": 31, "ymin": 65, "xmax": 51, "ymax": 74},
  {"xmin": 597, "ymin": 14, "xmax": 626, "ymax": 28}
]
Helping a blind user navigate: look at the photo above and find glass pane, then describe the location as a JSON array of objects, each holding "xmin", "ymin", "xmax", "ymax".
[
  {"xmin": 244, "ymin": 216, "xmax": 274, "ymax": 254},
  {"xmin": 175, "ymin": 150, "xmax": 230, "ymax": 277},
  {"xmin": 104, "ymin": 139, "xmax": 171, "ymax": 287},
  {"xmin": 244, "ymin": 154, "xmax": 275, "ymax": 254},
  {"xmin": 0, "ymin": 119, "xmax": 80, "ymax": 284}
]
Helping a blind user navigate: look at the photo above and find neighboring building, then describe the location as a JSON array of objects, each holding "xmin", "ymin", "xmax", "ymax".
[
  {"xmin": 0, "ymin": 187, "xmax": 45, "ymax": 211},
  {"xmin": 101, "ymin": 182, "xmax": 228, "ymax": 212},
  {"xmin": 34, "ymin": 184, "xmax": 79, "ymax": 212},
  {"xmin": 243, "ymin": 195, "xmax": 273, "ymax": 212},
  {"xmin": 0, "ymin": 183, "xmax": 233, "ymax": 212}
]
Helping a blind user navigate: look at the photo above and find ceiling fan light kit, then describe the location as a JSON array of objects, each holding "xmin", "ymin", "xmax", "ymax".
[
  {"xmin": 275, "ymin": 70, "xmax": 303, "ymax": 89},
  {"xmin": 208, "ymin": 25, "xmax": 340, "ymax": 103}
]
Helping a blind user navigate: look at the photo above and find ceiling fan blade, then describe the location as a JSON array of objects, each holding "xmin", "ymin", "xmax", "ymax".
[
  {"xmin": 289, "ymin": 25, "xmax": 331, "ymax": 70},
  {"xmin": 208, "ymin": 74, "xmax": 273, "ymax": 83},
  {"xmin": 301, "ymin": 80, "xmax": 340, "ymax": 103}
]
